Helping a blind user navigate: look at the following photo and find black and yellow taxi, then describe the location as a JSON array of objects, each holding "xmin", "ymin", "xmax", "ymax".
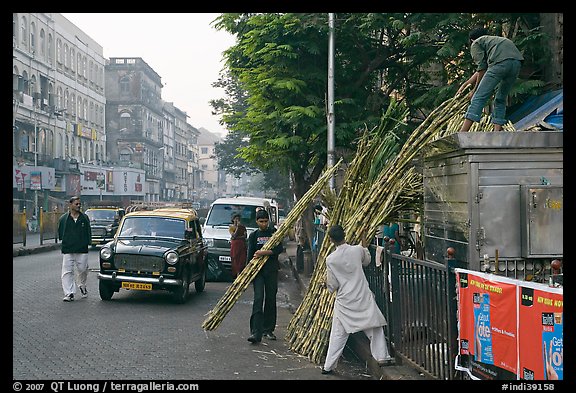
[
  {"xmin": 97, "ymin": 207, "xmax": 207, "ymax": 304},
  {"xmin": 85, "ymin": 206, "xmax": 125, "ymax": 247}
]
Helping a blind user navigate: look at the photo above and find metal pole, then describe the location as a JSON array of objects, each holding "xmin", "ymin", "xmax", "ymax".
[
  {"xmin": 33, "ymin": 106, "xmax": 38, "ymax": 220},
  {"xmin": 327, "ymin": 13, "xmax": 336, "ymax": 191}
]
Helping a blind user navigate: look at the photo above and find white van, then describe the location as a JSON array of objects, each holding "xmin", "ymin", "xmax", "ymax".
[{"xmin": 201, "ymin": 196, "xmax": 278, "ymax": 281}]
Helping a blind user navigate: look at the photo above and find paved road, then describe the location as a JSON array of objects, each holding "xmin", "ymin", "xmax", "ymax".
[{"xmin": 13, "ymin": 247, "xmax": 374, "ymax": 381}]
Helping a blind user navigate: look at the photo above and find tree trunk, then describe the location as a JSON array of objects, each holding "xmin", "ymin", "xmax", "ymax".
[{"xmin": 540, "ymin": 13, "xmax": 563, "ymax": 90}]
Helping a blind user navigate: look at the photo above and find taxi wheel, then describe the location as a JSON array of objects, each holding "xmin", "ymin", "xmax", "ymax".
[
  {"xmin": 173, "ymin": 271, "xmax": 190, "ymax": 304},
  {"xmin": 195, "ymin": 269, "xmax": 206, "ymax": 293},
  {"xmin": 99, "ymin": 280, "xmax": 114, "ymax": 301}
]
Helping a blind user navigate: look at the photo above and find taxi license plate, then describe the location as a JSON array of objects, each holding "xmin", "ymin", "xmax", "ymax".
[
  {"xmin": 122, "ymin": 282, "xmax": 152, "ymax": 291},
  {"xmin": 219, "ymin": 256, "xmax": 231, "ymax": 262}
]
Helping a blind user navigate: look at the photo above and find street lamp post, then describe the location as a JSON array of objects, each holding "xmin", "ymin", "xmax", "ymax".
[
  {"xmin": 97, "ymin": 172, "xmax": 104, "ymax": 201},
  {"xmin": 33, "ymin": 100, "xmax": 39, "ymax": 221}
]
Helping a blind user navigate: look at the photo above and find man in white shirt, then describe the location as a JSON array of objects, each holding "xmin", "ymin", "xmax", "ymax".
[{"xmin": 321, "ymin": 224, "xmax": 394, "ymax": 374}]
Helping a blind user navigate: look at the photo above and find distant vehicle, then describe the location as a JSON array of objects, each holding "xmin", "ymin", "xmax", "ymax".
[
  {"xmin": 201, "ymin": 196, "xmax": 278, "ymax": 281},
  {"xmin": 278, "ymin": 208, "xmax": 287, "ymax": 226},
  {"xmin": 84, "ymin": 206, "xmax": 125, "ymax": 247},
  {"xmin": 97, "ymin": 207, "xmax": 207, "ymax": 304}
]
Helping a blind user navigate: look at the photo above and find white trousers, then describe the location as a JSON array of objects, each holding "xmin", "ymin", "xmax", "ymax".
[
  {"xmin": 323, "ymin": 315, "xmax": 391, "ymax": 371},
  {"xmin": 61, "ymin": 253, "xmax": 89, "ymax": 296}
]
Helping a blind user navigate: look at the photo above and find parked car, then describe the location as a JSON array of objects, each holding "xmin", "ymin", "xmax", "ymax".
[
  {"xmin": 201, "ymin": 196, "xmax": 279, "ymax": 281},
  {"xmin": 85, "ymin": 206, "xmax": 125, "ymax": 247},
  {"xmin": 97, "ymin": 207, "xmax": 207, "ymax": 304}
]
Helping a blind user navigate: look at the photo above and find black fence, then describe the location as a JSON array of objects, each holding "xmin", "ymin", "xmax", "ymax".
[{"xmin": 365, "ymin": 244, "xmax": 465, "ymax": 380}]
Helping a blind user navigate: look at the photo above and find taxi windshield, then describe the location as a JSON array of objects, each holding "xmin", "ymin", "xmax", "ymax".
[
  {"xmin": 118, "ymin": 216, "xmax": 185, "ymax": 238},
  {"xmin": 86, "ymin": 209, "xmax": 116, "ymax": 221}
]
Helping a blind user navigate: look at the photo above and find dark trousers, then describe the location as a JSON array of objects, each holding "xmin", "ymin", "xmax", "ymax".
[{"xmin": 250, "ymin": 267, "xmax": 278, "ymax": 337}]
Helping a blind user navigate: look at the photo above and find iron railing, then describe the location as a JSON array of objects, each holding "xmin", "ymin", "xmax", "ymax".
[{"xmin": 365, "ymin": 244, "xmax": 465, "ymax": 380}]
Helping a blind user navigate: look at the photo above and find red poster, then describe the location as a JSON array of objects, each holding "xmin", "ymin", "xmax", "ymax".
[
  {"xmin": 456, "ymin": 270, "xmax": 518, "ymax": 380},
  {"xmin": 518, "ymin": 285, "xmax": 563, "ymax": 380}
]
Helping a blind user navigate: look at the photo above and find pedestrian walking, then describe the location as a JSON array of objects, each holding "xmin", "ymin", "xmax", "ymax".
[
  {"xmin": 229, "ymin": 213, "xmax": 247, "ymax": 277},
  {"xmin": 457, "ymin": 27, "xmax": 524, "ymax": 132},
  {"xmin": 57, "ymin": 196, "xmax": 92, "ymax": 302},
  {"xmin": 321, "ymin": 224, "xmax": 394, "ymax": 374},
  {"xmin": 246, "ymin": 209, "xmax": 284, "ymax": 343}
]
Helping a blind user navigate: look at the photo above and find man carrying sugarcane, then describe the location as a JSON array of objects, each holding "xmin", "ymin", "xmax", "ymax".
[
  {"xmin": 246, "ymin": 209, "xmax": 284, "ymax": 343},
  {"xmin": 321, "ymin": 224, "xmax": 394, "ymax": 374}
]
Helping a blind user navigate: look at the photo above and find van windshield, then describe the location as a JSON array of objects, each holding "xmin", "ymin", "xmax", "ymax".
[{"xmin": 205, "ymin": 204, "xmax": 262, "ymax": 229}]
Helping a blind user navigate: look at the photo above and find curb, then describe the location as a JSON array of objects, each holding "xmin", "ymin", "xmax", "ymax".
[{"xmin": 13, "ymin": 243, "xmax": 61, "ymax": 257}]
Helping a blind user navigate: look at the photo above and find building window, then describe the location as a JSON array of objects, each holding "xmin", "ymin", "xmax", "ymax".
[
  {"xmin": 48, "ymin": 34, "xmax": 53, "ymax": 64},
  {"xmin": 30, "ymin": 22, "xmax": 36, "ymax": 53},
  {"xmin": 120, "ymin": 112, "xmax": 131, "ymax": 130},
  {"xmin": 119, "ymin": 148, "xmax": 132, "ymax": 162},
  {"xmin": 20, "ymin": 16, "xmax": 27, "ymax": 46},
  {"xmin": 64, "ymin": 44, "xmax": 69, "ymax": 68},
  {"xmin": 70, "ymin": 49, "xmax": 75, "ymax": 73},
  {"xmin": 39, "ymin": 29, "xmax": 45, "ymax": 58},
  {"xmin": 56, "ymin": 38, "xmax": 62, "ymax": 64},
  {"xmin": 120, "ymin": 76, "xmax": 130, "ymax": 94}
]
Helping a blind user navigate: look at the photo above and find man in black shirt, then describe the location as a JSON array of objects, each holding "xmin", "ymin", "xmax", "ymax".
[
  {"xmin": 57, "ymin": 196, "xmax": 92, "ymax": 302},
  {"xmin": 246, "ymin": 209, "xmax": 284, "ymax": 343}
]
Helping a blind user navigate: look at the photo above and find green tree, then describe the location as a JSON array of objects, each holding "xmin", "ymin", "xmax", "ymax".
[{"xmin": 210, "ymin": 13, "xmax": 551, "ymax": 240}]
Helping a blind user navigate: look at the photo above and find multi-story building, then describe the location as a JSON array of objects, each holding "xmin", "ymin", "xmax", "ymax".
[
  {"xmin": 186, "ymin": 123, "xmax": 201, "ymax": 205},
  {"xmin": 197, "ymin": 128, "xmax": 222, "ymax": 207},
  {"xmin": 162, "ymin": 102, "xmax": 200, "ymax": 202},
  {"xmin": 12, "ymin": 12, "xmax": 110, "ymax": 212},
  {"xmin": 105, "ymin": 57, "xmax": 164, "ymax": 202},
  {"xmin": 13, "ymin": 13, "xmax": 221, "ymax": 214}
]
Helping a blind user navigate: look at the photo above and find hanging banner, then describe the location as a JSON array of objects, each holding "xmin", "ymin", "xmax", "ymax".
[
  {"xmin": 518, "ymin": 283, "xmax": 563, "ymax": 380},
  {"xmin": 455, "ymin": 270, "xmax": 518, "ymax": 380},
  {"xmin": 455, "ymin": 269, "xmax": 563, "ymax": 380}
]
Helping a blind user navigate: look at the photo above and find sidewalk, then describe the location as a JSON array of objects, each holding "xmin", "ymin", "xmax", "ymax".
[
  {"xmin": 13, "ymin": 233, "xmax": 61, "ymax": 257},
  {"xmin": 283, "ymin": 239, "xmax": 428, "ymax": 381}
]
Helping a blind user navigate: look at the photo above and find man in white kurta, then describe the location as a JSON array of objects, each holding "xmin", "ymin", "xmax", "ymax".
[{"xmin": 322, "ymin": 224, "xmax": 393, "ymax": 374}]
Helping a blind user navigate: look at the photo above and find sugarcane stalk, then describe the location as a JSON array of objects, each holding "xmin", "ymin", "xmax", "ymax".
[{"xmin": 202, "ymin": 159, "xmax": 343, "ymax": 331}]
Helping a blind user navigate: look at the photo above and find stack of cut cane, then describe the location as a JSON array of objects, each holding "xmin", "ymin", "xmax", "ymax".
[{"xmin": 286, "ymin": 90, "xmax": 515, "ymax": 363}]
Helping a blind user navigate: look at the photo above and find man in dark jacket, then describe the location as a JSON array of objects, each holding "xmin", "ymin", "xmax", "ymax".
[
  {"xmin": 57, "ymin": 196, "xmax": 91, "ymax": 302},
  {"xmin": 246, "ymin": 209, "xmax": 284, "ymax": 343}
]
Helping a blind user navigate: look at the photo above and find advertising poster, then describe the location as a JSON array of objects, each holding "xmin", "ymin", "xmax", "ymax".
[
  {"xmin": 518, "ymin": 284, "xmax": 563, "ymax": 380},
  {"xmin": 30, "ymin": 171, "xmax": 42, "ymax": 190},
  {"xmin": 455, "ymin": 270, "xmax": 518, "ymax": 380},
  {"xmin": 13, "ymin": 166, "xmax": 56, "ymax": 189}
]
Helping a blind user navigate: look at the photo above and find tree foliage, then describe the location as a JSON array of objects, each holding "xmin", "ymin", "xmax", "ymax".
[{"xmin": 210, "ymin": 13, "xmax": 551, "ymax": 204}]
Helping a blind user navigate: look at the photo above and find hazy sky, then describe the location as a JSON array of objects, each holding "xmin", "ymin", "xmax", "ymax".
[{"xmin": 62, "ymin": 13, "xmax": 236, "ymax": 137}]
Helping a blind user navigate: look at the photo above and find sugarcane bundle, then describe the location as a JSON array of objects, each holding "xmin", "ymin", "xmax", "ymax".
[
  {"xmin": 201, "ymin": 158, "xmax": 343, "ymax": 331},
  {"xmin": 286, "ymin": 98, "xmax": 415, "ymax": 361},
  {"xmin": 286, "ymin": 89, "xmax": 515, "ymax": 363}
]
